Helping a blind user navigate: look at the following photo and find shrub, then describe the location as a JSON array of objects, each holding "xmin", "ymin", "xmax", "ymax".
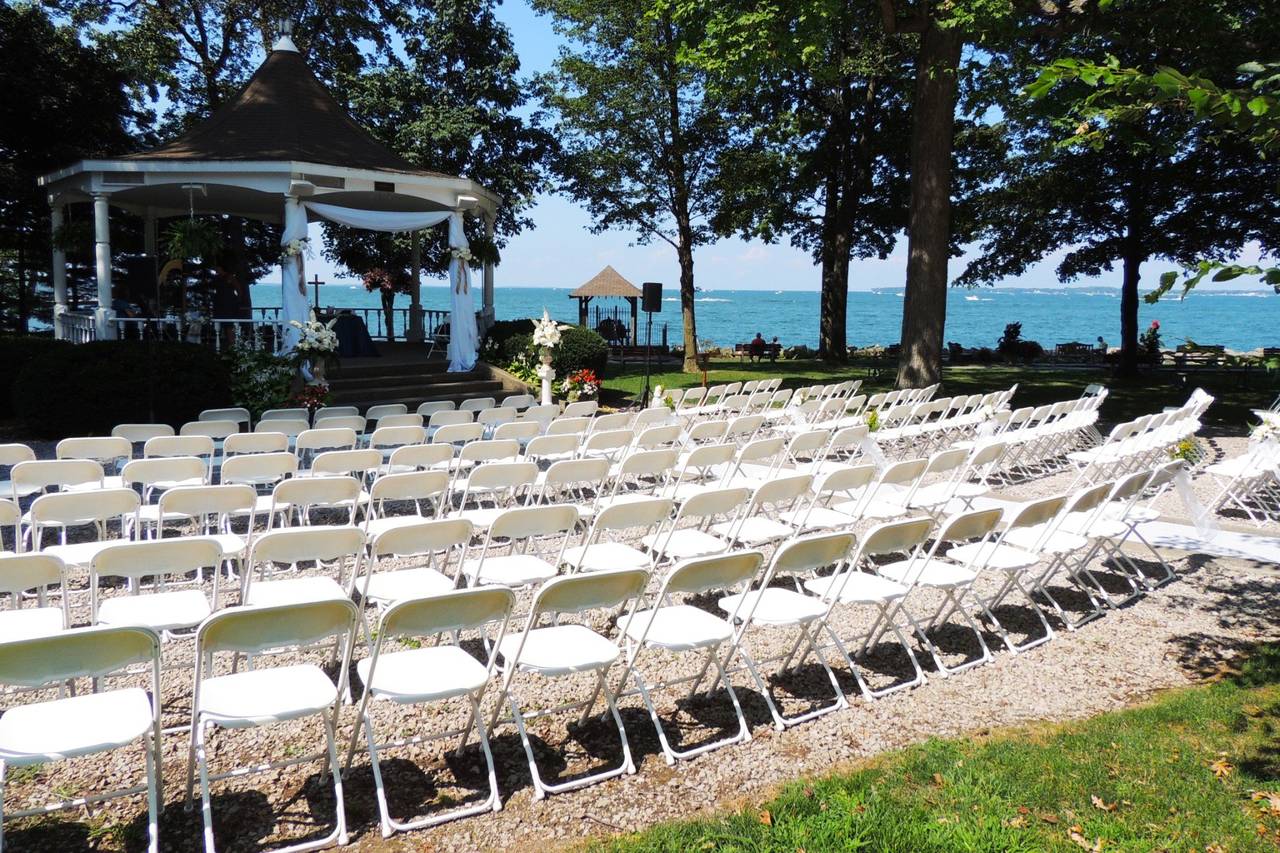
[
  {"xmin": 226, "ymin": 340, "xmax": 295, "ymax": 420},
  {"xmin": 784, "ymin": 344, "xmax": 816, "ymax": 360},
  {"xmin": 14, "ymin": 340, "xmax": 231, "ymax": 438},
  {"xmin": 479, "ymin": 318, "xmax": 536, "ymax": 363},
  {"xmin": 0, "ymin": 335, "xmax": 71, "ymax": 417},
  {"xmin": 552, "ymin": 326, "xmax": 609, "ymax": 376},
  {"xmin": 996, "ymin": 321, "xmax": 1044, "ymax": 364}
]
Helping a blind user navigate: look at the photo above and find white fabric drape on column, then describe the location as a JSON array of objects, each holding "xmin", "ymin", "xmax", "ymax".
[
  {"xmin": 302, "ymin": 202, "xmax": 451, "ymax": 233},
  {"xmin": 280, "ymin": 195, "xmax": 311, "ymax": 352},
  {"xmin": 447, "ymin": 211, "xmax": 478, "ymax": 372},
  {"xmin": 301, "ymin": 200, "xmax": 479, "ymax": 373}
]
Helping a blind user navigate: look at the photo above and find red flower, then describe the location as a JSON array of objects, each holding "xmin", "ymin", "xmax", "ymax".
[{"xmin": 1150, "ymin": 320, "xmax": 1160, "ymax": 329}]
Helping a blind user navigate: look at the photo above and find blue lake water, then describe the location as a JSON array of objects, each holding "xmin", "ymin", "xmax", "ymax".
[{"xmin": 250, "ymin": 283, "xmax": 1280, "ymax": 352}]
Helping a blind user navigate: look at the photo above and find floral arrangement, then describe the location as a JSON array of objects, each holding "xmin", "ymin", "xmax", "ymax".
[
  {"xmin": 1168, "ymin": 437, "xmax": 1198, "ymax": 463},
  {"xmin": 532, "ymin": 309, "xmax": 562, "ymax": 350},
  {"xmin": 1251, "ymin": 416, "xmax": 1280, "ymax": 446},
  {"xmin": 865, "ymin": 409, "xmax": 881, "ymax": 432},
  {"xmin": 449, "ymin": 246, "xmax": 474, "ymax": 264},
  {"xmin": 361, "ymin": 267, "xmax": 400, "ymax": 294},
  {"xmin": 281, "ymin": 236, "xmax": 313, "ymax": 261},
  {"xmin": 290, "ymin": 382, "xmax": 331, "ymax": 415},
  {"xmin": 561, "ymin": 368, "xmax": 599, "ymax": 402},
  {"xmin": 1139, "ymin": 320, "xmax": 1162, "ymax": 356},
  {"xmin": 289, "ymin": 310, "xmax": 339, "ymax": 359},
  {"xmin": 662, "ymin": 393, "xmax": 676, "ymax": 412}
]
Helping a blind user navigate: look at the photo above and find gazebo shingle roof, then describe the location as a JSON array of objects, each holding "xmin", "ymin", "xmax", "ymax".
[
  {"xmin": 122, "ymin": 47, "xmax": 444, "ymax": 176},
  {"xmin": 569, "ymin": 265, "xmax": 642, "ymax": 298}
]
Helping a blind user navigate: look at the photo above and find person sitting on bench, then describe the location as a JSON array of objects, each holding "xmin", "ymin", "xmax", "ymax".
[{"xmin": 749, "ymin": 332, "xmax": 767, "ymax": 362}]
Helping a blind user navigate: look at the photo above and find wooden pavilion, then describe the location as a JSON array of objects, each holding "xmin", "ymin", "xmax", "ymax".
[{"xmin": 569, "ymin": 265, "xmax": 641, "ymax": 346}]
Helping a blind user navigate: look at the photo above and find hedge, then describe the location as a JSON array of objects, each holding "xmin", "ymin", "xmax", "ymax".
[
  {"xmin": 13, "ymin": 340, "xmax": 232, "ymax": 438},
  {"xmin": 0, "ymin": 335, "xmax": 71, "ymax": 418},
  {"xmin": 554, "ymin": 326, "xmax": 609, "ymax": 376},
  {"xmin": 479, "ymin": 318, "xmax": 536, "ymax": 363}
]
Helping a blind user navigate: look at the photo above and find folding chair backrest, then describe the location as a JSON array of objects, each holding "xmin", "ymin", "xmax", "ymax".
[
  {"xmin": 633, "ymin": 407, "xmax": 671, "ymax": 428},
  {"xmin": 273, "ymin": 475, "xmax": 361, "ymax": 513},
  {"xmin": 372, "ymin": 517, "xmax": 473, "ymax": 559},
  {"xmin": 418, "ymin": 400, "xmax": 457, "ymax": 417},
  {"xmin": 388, "ymin": 443, "xmax": 454, "ymax": 471},
  {"xmin": 112, "ymin": 424, "xmax": 174, "ymax": 443},
  {"xmin": 1066, "ymin": 480, "xmax": 1114, "ymax": 517},
  {"xmin": 1144, "ymin": 459, "xmax": 1185, "ymax": 491},
  {"xmin": 681, "ymin": 443, "xmax": 736, "ymax": 471},
  {"xmin": 0, "ymin": 500, "xmax": 18, "ymax": 546},
  {"xmin": 121, "ymin": 456, "xmax": 206, "ymax": 491},
  {"xmin": 0, "ymin": 553, "xmax": 64, "ymax": 598},
  {"xmin": 433, "ymin": 423, "xmax": 485, "ymax": 446},
  {"xmin": 464, "ymin": 461, "xmax": 538, "ymax": 493},
  {"xmin": 145, "ymin": 435, "xmax": 215, "ymax": 460},
  {"xmin": 857, "ymin": 516, "xmax": 933, "ymax": 557},
  {"xmin": 664, "ymin": 551, "xmax": 764, "ymax": 596},
  {"xmin": 368, "ymin": 469, "xmax": 450, "ymax": 505},
  {"xmin": 541, "ymin": 458, "xmax": 609, "ymax": 490},
  {"xmin": 310, "ymin": 449, "xmax": 382, "ymax": 477},
  {"xmin": 459, "ymin": 439, "xmax": 520, "ymax": 465},
  {"xmin": 680, "ymin": 486, "xmax": 751, "ymax": 520},
  {"xmin": 369, "ymin": 425, "xmax": 427, "ymax": 450},
  {"xmin": 200, "ymin": 407, "xmax": 251, "ymax": 428},
  {"xmin": 582, "ymin": 429, "xmax": 633, "ymax": 456},
  {"xmin": 546, "ymin": 416, "xmax": 591, "ymax": 436},
  {"xmin": 563, "ymin": 400, "xmax": 598, "ymax": 418},
  {"xmin": 296, "ymin": 427, "xmax": 358, "ymax": 454},
  {"xmin": 772, "ymin": 531, "xmax": 855, "ymax": 576},
  {"xmin": 788, "ymin": 429, "xmax": 831, "ymax": 459},
  {"xmin": 160, "ymin": 484, "xmax": 257, "ymax": 521},
  {"xmin": 478, "ymin": 407, "xmax": 518, "ymax": 427},
  {"xmin": 490, "ymin": 504, "xmax": 579, "ymax": 541},
  {"xmin": 592, "ymin": 412, "xmax": 633, "ymax": 433},
  {"xmin": 0, "ymin": 444, "xmax": 36, "ymax": 476},
  {"xmin": 460, "ymin": 397, "xmax": 497, "ymax": 413},
  {"xmin": 0, "ymin": 625, "xmax": 159, "ymax": 687},
  {"xmin": 429, "ymin": 410, "xmax": 475, "ymax": 428},
  {"xmin": 221, "ymin": 451, "xmax": 297, "ymax": 485},
  {"xmin": 617, "ymin": 447, "xmax": 678, "ymax": 480},
  {"xmin": 312, "ymin": 414, "xmax": 366, "ymax": 433},
  {"xmin": 30, "ymin": 487, "xmax": 139, "ymax": 527},
  {"xmin": 501, "ymin": 394, "xmax": 535, "ymax": 410},
  {"xmin": 739, "ymin": 436, "xmax": 784, "ymax": 464},
  {"xmin": 1005, "ymin": 495, "xmax": 1068, "ymax": 531},
  {"xmin": 967, "ymin": 440, "xmax": 1007, "ymax": 469},
  {"xmin": 92, "ymin": 537, "xmax": 222, "ymax": 581},
  {"xmin": 533, "ymin": 567, "xmax": 648, "ymax": 616},
  {"xmin": 373, "ymin": 414, "xmax": 424, "ymax": 430},
  {"xmin": 316, "ymin": 406, "xmax": 359, "ymax": 420},
  {"xmin": 750, "ymin": 473, "xmax": 812, "ymax": 510},
  {"xmin": 726, "ymin": 415, "xmax": 765, "ymax": 441},
  {"xmin": 12, "ymin": 459, "xmax": 103, "ymax": 493},
  {"xmin": 381, "ymin": 586, "xmax": 515, "ymax": 638},
  {"xmin": 593, "ymin": 497, "xmax": 673, "ymax": 532},
  {"xmin": 818, "ymin": 463, "xmax": 877, "ymax": 496},
  {"xmin": 634, "ymin": 424, "xmax": 681, "ymax": 449},
  {"xmin": 199, "ymin": 599, "xmax": 359, "ymax": 655},
  {"xmin": 250, "ymin": 525, "xmax": 365, "ymax": 566},
  {"xmin": 936, "ymin": 508, "xmax": 1001, "ymax": 544},
  {"xmin": 365, "ymin": 404, "xmax": 408, "ymax": 422},
  {"xmin": 880, "ymin": 457, "xmax": 928, "ymax": 486},
  {"xmin": 687, "ymin": 420, "xmax": 729, "ymax": 444},
  {"xmin": 1108, "ymin": 469, "xmax": 1154, "ymax": 503},
  {"xmin": 495, "ymin": 420, "xmax": 541, "ymax": 442},
  {"xmin": 523, "ymin": 404, "xmax": 560, "ymax": 426},
  {"xmin": 926, "ymin": 447, "xmax": 969, "ymax": 476},
  {"xmin": 256, "ymin": 418, "xmax": 309, "ymax": 437},
  {"xmin": 261, "ymin": 408, "xmax": 309, "ymax": 422},
  {"xmin": 224, "ymin": 431, "xmax": 290, "ymax": 455},
  {"xmin": 56, "ymin": 436, "xmax": 131, "ymax": 466},
  {"xmin": 181, "ymin": 420, "xmax": 239, "ymax": 439},
  {"xmin": 525, "ymin": 434, "xmax": 580, "ymax": 461}
]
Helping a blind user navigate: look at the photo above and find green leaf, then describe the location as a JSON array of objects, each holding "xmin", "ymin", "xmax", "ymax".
[
  {"xmin": 1247, "ymin": 96, "xmax": 1270, "ymax": 117},
  {"xmin": 1264, "ymin": 268, "xmax": 1280, "ymax": 285},
  {"xmin": 1211, "ymin": 266, "xmax": 1243, "ymax": 281},
  {"xmin": 1239, "ymin": 61, "xmax": 1267, "ymax": 74}
]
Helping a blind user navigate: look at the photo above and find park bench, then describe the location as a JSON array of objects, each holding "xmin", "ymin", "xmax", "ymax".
[{"xmin": 734, "ymin": 342, "xmax": 782, "ymax": 362}]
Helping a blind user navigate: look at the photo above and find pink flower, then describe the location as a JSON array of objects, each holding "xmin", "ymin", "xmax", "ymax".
[{"xmin": 1150, "ymin": 320, "xmax": 1160, "ymax": 329}]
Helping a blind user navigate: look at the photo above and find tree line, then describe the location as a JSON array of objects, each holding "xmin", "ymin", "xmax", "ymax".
[{"xmin": 1, "ymin": 0, "xmax": 1276, "ymax": 381}]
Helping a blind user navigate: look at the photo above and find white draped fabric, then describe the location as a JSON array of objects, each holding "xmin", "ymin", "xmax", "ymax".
[
  {"xmin": 280, "ymin": 195, "xmax": 311, "ymax": 352},
  {"xmin": 447, "ymin": 211, "xmax": 478, "ymax": 372},
  {"xmin": 298, "ymin": 200, "xmax": 478, "ymax": 372},
  {"xmin": 302, "ymin": 202, "xmax": 451, "ymax": 233}
]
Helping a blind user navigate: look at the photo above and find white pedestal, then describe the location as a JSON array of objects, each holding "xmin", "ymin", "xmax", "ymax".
[{"xmin": 537, "ymin": 363, "xmax": 556, "ymax": 406}]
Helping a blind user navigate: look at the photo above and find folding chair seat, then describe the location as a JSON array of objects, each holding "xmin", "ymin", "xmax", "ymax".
[
  {"xmin": 28, "ymin": 487, "xmax": 139, "ymax": 570},
  {"xmin": 711, "ymin": 474, "xmax": 813, "ymax": 548},
  {"xmin": 493, "ymin": 568, "xmax": 648, "ymax": 798},
  {"xmin": 357, "ymin": 519, "xmax": 471, "ymax": 609},
  {"xmin": 718, "ymin": 533, "xmax": 855, "ymax": 728},
  {"xmin": 461, "ymin": 504, "xmax": 577, "ymax": 589},
  {"xmin": 562, "ymin": 497, "xmax": 672, "ymax": 572},
  {"xmin": 240, "ymin": 525, "xmax": 365, "ymax": 609},
  {"xmin": 0, "ymin": 553, "xmax": 68, "ymax": 640},
  {"xmin": 0, "ymin": 626, "xmax": 163, "ymax": 853},
  {"xmin": 187, "ymin": 600, "xmax": 359, "ymax": 853},
  {"xmin": 454, "ymin": 461, "xmax": 538, "ymax": 532},
  {"xmin": 363, "ymin": 470, "xmax": 450, "ymax": 537},
  {"xmin": 621, "ymin": 551, "xmax": 763, "ymax": 763},
  {"xmin": 349, "ymin": 587, "xmax": 513, "ymax": 835},
  {"xmin": 91, "ymin": 538, "xmax": 224, "ymax": 637}
]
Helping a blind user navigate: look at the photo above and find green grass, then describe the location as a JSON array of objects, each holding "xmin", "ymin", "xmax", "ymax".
[
  {"xmin": 595, "ymin": 645, "xmax": 1280, "ymax": 852},
  {"xmin": 601, "ymin": 360, "xmax": 1276, "ymax": 430}
]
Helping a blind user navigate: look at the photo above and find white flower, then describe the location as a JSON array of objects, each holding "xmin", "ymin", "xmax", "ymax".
[
  {"xmin": 450, "ymin": 246, "xmax": 474, "ymax": 264},
  {"xmin": 532, "ymin": 309, "xmax": 561, "ymax": 348},
  {"xmin": 282, "ymin": 237, "xmax": 313, "ymax": 260}
]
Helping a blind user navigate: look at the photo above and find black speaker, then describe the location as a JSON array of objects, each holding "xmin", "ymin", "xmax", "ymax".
[{"xmin": 642, "ymin": 281, "xmax": 662, "ymax": 313}]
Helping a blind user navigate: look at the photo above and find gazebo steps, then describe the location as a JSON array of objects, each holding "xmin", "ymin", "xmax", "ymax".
[{"xmin": 327, "ymin": 362, "xmax": 506, "ymax": 409}]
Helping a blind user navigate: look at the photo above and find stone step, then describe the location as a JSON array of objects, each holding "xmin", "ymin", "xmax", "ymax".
[
  {"xmin": 326, "ymin": 370, "xmax": 487, "ymax": 392},
  {"xmin": 328, "ymin": 380, "xmax": 506, "ymax": 408},
  {"xmin": 329, "ymin": 359, "xmax": 454, "ymax": 381}
]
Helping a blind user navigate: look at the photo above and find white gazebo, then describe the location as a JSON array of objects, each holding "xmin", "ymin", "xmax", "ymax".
[{"xmin": 38, "ymin": 32, "xmax": 499, "ymax": 372}]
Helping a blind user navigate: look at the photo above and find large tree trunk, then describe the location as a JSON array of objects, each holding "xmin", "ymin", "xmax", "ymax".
[
  {"xmin": 820, "ymin": 232, "xmax": 850, "ymax": 361},
  {"xmin": 677, "ymin": 240, "xmax": 699, "ymax": 373},
  {"xmin": 895, "ymin": 23, "xmax": 962, "ymax": 389},
  {"xmin": 1118, "ymin": 251, "xmax": 1142, "ymax": 377}
]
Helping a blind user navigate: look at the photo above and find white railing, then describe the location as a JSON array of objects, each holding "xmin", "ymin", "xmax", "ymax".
[
  {"xmin": 61, "ymin": 311, "xmax": 97, "ymax": 343},
  {"xmin": 114, "ymin": 317, "xmax": 286, "ymax": 353}
]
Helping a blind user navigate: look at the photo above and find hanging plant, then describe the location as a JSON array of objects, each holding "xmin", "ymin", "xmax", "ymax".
[{"xmin": 164, "ymin": 218, "xmax": 223, "ymax": 262}]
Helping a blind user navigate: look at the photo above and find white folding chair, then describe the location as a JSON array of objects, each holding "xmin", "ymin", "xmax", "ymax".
[
  {"xmin": 460, "ymin": 397, "xmax": 497, "ymax": 413},
  {"xmin": 260, "ymin": 407, "xmax": 309, "ymax": 422},
  {"xmin": 619, "ymin": 551, "xmax": 764, "ymax": 763},
  {"xmin": 711, "ymin": 474, "xmax": 813, "ymax": 548},
  {"xmin": 493, "ymin": 568, "xmax": 648, "ymax": 798},
  {"xmin": 223, "ymin": 431, "xmax": 290, "ymax": 457},
  {"xmin": 199, "ymin": 407, "xmax": 251, "ymax": 431},
  {"xmin": 643, "ymin": 486, "xmax": 747, "ymax": 564},
  {"xmin": 356, "ymin": 519, "xmax": 472, "ymax": 610},
  {"xmin": 158, "ymin": 484, "xmax": 257, "ymax": 580},
  {"xmin": 0, "ymin": 446, "xmax": 36, "ymax": 503},
  {"xmin": 460, "ymin": 504, "xmax": 578, "ymax": 590},
  {"xmin": 417, "ymin": 400, "xmax": 457, "ymax": 418},
  {"xmin": 0, "ymin": 626, "xmax": 163, "ymax": 853},
  {"xmin": 563, "ymin": 400, "xmax": 598, "ymax": 418},
  {"xmin": 455, "ymin": 461, "xmax": 538, "ymax": 533},
  {"xmin": 113, "ymin": 423, "xmax": 175, "ymax": 445},
  {"xmin": 240, "ymin": 525, "xmax": 365, "ymax": 609},
  {"xmin": 363, "ymin": 470, "xmax": 451, "ymax": 537},
  {"xmin": 90, "ymin": 538, "xmax": 224, "ymax": 639},
  {"xmin": 27, "ymin": 487, "xmax": 139, "ymax": 571},
  {"xmin": 0, "ymin": 553, "xmax": 68, "ymax": 640},
  {"xmin": 561, "ymin": 497, "xmax": 672, "ymax": 573},
  {"xmin": 186, "ymin": 600, "xmax": 360, "ymax": 853},
  {"xmin": 269, "ymin": 475, "xmax": 363, "ymax": 528},
  {"xmin": 347, "ymin": 587, "xmax": 514, "ymax": 836}
]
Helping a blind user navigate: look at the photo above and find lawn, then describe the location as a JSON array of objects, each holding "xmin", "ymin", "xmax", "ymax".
[
  {"xmin": 601, "ymin": 359, "xmax": 1277, "ymax": 431},
  {"xmin": 596, "ymin": 644, "xmax": 1280, "ymax": 852}
]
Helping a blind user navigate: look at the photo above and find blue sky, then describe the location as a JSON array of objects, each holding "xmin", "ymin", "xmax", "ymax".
[{"xmin": 304, "ymin": 0, "xmax": 1265, "ymax": 294}]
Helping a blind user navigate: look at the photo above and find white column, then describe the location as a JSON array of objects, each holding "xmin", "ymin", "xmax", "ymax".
[
  {"xmin": 407, "ymin": 230, "xmax": 424, "ymax": 342},
  {"xmin": 483, "ymin": 213, "xmax": 496, "ymax": 329},
  {"xmin": 50, "ymin": 204, "xmax": 68, "ymax": 339},
  {"xmin": 92, "ymin": 193, "xmax": 116, "ymax": 339}
]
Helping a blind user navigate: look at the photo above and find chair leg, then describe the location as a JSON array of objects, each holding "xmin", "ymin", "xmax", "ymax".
[
  {"xmin": 196, "ymin": 722, "xmax": 217, "ymax": 853},
  {"xmin": 144, "ymin": 737, "xmax": 160, "ymax": 853}
]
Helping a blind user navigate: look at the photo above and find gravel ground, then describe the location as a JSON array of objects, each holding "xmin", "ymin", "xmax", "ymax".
[{"xmin": 3, "ymin": 435, "xmax": 1279, "ymax": 852}]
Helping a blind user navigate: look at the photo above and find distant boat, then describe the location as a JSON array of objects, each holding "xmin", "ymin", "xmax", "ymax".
[{"xmin": 964, "ymin": 295, "xmax": 979, "ymax": 302}]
